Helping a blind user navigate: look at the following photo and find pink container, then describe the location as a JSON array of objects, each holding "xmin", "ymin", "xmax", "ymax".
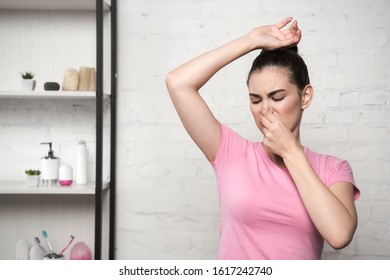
[{"xmin": 59, "ymin": 164, "xmax": 73, "ymax": 187}]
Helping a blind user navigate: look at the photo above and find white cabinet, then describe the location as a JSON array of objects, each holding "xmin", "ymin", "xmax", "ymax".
[{"xmin": 0, "ymin": 0, "xmax": 116, "ymax": 260}]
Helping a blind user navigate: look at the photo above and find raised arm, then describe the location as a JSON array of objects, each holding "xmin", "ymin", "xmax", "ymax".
[{"xmin": 165, "ymin": 18, "xmax": 301, "ymax": 162}]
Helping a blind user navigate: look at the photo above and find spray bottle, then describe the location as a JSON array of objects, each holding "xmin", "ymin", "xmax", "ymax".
[{"xmin": 76, "ymin": 140, "xmax": 88, "ymax": 185}]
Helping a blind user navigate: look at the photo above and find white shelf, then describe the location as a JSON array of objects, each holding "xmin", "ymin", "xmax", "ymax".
[
  {"xmin": 0, "ymin": 181, "xmax": 109, "ymax": 195},
  {"xmin": 0, "ymin": 90, "xmax": 110, "ymax": 99},
  {"xmin": 0, "ymin": 0, "xmax": 111, "ymax": 11}
]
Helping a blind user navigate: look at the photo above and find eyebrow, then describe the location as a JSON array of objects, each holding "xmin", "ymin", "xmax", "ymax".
[{"xmin": 249, "ymin": 89, "xmax": 286, "ymax": 98}]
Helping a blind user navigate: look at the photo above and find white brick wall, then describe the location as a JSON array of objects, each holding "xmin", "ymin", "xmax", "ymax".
[{"xmin": 117, "ymin": 0, "xmax": 390, "ymax": 259}]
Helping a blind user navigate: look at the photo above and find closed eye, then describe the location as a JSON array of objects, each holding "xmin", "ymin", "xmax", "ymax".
[
  {"xmin": 250, "ymin": 97, "xmax": 262, "ymax": 104},
  {"xmin": 272, "ymin": 96, "xmax": 284, "ymax": 101},
  {"xmin": 249, "ymin": 93, "xmax": 262, "ymax": 104}
]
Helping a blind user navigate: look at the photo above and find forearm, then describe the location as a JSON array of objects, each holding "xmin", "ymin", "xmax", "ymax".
[
  {"xmin": 166, "ymin": 17, "xmax": 300, "ymax": 93},
  {"xmin": 166, "ymin": 34, "xmax": 254, "ymax": 92},
  {"xmin": 283, "ymin": 148, "xmax": 357, "ymax": 249}
]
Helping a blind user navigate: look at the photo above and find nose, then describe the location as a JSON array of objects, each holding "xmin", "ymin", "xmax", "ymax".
[{"xmin": 261, "ymin": 99, "xmax": 270, "ymax": 111}]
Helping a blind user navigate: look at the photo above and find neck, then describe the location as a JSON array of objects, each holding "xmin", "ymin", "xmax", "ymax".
[{"xmin": 262, "ymin": 145, "xmax": 286, "ymax": 168}]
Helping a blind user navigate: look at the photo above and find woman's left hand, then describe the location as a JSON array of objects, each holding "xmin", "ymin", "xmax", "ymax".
[{"xmin": 259, "ymin": 109, "xmax": 301, "ymax": 158}]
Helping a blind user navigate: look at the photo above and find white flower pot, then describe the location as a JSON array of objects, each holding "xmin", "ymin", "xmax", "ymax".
[
  {"xmin": 21, "ymin": 79, "xmax": 36, "ymax": 91},
  {"xmin": 26, "ymin": 175, "xmax": 40, "ymax": 187}
]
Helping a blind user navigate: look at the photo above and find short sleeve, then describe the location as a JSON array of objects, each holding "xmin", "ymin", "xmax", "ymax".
[{"xmin": 327, "ymin": 158, "xmax": 360, "ymax": 201}]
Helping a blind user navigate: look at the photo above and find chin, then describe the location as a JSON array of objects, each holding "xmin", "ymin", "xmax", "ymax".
[{"xmin": 257, "ymin": 125, "xmax": 265, "ymax": 137}]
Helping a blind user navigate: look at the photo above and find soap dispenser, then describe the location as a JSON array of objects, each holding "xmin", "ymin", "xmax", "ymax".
[{"xmin": 40, "ymin": 142, "xmax": 60, "ymax": 186}]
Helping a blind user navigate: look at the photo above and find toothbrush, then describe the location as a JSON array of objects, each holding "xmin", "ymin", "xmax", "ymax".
[
  {"xmin": 34, "ymin": 237, "xmax": 49, "ymax": 254},
  {"xmin": 60, "ymin": 235, "xmax": 75, "ymax": 255},
  {"xmin": 42, "ymin": 230, "xmax": 53, "ymax": 253}
]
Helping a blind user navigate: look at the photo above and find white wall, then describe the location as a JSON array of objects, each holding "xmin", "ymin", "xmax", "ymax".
[{"xmin": 116, "ymin": 0, "xmax": 390, "ymax": 259}]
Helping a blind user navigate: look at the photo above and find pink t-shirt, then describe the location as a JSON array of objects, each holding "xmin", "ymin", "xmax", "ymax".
[{"xmin": 211, "ymin": 124, "xmax": 360, "ymax": 260}]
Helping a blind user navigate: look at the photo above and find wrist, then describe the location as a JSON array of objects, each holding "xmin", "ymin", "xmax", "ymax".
[
  {"xmin": 282, "ymin": 144, "xmax": 305, "ymax": 164},
  {"xmin": 242, "ymin": 30, "xmax": 264, "ymax": 52}
]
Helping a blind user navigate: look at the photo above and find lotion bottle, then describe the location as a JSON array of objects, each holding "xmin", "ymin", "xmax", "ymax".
[
  {"xmin": 40, "ymin": 142, "xmax": 60, "ymax": 187},
  {"xmin": 76, "ymin": 140, "xmax": 88, "ymax": 184}
]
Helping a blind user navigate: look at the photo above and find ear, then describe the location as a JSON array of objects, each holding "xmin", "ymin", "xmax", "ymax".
[{"xmin": 301, "ymin": 84, "xmax": 313, "ymax": 110}]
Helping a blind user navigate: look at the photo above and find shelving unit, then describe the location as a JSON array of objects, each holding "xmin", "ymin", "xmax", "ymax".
[{"xmin": 0, "ymin": 0, "xmax": 117, "ymax": 260}]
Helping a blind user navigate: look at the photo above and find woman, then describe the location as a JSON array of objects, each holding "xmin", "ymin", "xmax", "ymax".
[{"xmin": 165, "ymin": 17, "xmax": 360, "ymax": 260}]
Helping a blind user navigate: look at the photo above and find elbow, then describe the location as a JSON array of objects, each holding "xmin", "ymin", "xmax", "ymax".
[
  {"xmin": 326, "ymin": 227, "xmax": 356, "ymax": 250},
  {"xmin": 165, "ymin": 70, "xmax": 199, "ymax": 95},
  {"xmin": 165, "ymin": 71, "xmax": 180, "ymax": 95},
  {"xmin": 165, "ymin": 71, "xmax": 174, "ymax": 88},
  {"xmin": 328, "ymin": 236, "xmax": 352, "ymax": 250}
]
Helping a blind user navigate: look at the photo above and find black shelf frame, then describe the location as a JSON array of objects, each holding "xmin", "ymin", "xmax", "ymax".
[
  {"xmin": 109, "ymin": 0, "xmax": 117, "ymax": 261},
  {"xmin": 95, "ymin": 0, "xmax": 117, "ymax": 260}
]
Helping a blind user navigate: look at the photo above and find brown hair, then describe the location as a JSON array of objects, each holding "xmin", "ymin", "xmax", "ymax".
[{"xmin": 247, "ymin": 46, "xmax": 310, "ymax": 91}]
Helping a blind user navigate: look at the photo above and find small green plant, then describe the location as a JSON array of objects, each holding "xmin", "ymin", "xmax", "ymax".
[
  {"xmin": 20, "ymin": 71, "xmax": 35, "ymax": 79},
  {"xmin": 25, "ymin": 169, "xmax": 41, "ymax": 176}
]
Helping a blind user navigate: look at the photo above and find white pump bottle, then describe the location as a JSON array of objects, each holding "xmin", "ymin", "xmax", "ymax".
[{"xmin": 40, "ymin": 142, "xmax": 60, "ymax": 187}]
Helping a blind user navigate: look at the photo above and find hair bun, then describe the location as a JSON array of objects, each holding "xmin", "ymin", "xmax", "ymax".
[{"xmin": 286, "ymin": 45, "xmax": 298, "ymax": 53}]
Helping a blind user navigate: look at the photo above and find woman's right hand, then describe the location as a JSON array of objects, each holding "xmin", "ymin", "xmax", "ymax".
[{"xmin": 247, "ymin": 17, "xmax": 301, "ymax": 51}]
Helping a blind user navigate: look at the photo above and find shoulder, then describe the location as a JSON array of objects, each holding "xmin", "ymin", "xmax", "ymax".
[
  {"xmin": 304, "ymin": 147, "xmax": 357, "ymax": 189},
  {"xmin": 304, "ymin": 147, "xmax": 350, "ymax": 171},
  {"xmin": 304, "ymin": 147, "xmax": 360, "ymax": 200}
]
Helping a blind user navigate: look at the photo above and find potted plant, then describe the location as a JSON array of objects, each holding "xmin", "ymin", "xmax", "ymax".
[
  {"xmin": 20, "ymin": 71, "xmax": 36, "ymax": 91},
  {"xmin": 25, "ymin": 169, "xmax": 41, "ymax": 187}
]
